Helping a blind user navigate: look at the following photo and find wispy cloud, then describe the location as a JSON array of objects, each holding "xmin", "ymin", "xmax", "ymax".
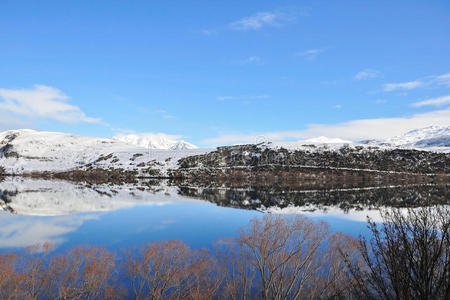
[
  {"xmin": 199, "ymin": 9, "xmax": 297, "ymax": 35},
  {"xmin": 0, "ymin": 85, "xmax": 100, "ymax": 123},
  {"xmin": 384, "ymin": 73, "xmax": 450, "ymax": 91},
  {"xmin": 202, "ymin": 108, "xmax": 450, "ymax": 145},
  {"xmin": 412, "ymin": 95, "xmax": 450, "ymax": 107},
  {"xmin": 354, "ymin": 69, "xmax": 382, "ymax": 80},
  {"xmin": 295, "ymin": 48, "xmax": 326, "ymax": 60},
  {"xmin": 156, "ymin": 109, "xmax": 176, "ymax": 119},
  {"xmin": 333, "ymin": 104, "xmax": 342, "ymax": 109},
  {"xmin": 434, "ymin": 73, "xmax": 450, "ymax": 87},
  {"xmin": 217, "ymin": 95, "xmax": 270, "ymax": 102},
  {"xmin": 230, "ymin": 11, "xmax": 288, "ymax": 31},
  {"xmin": 383, "ymin": 80, "xmax": 424, "ymax": 91}
]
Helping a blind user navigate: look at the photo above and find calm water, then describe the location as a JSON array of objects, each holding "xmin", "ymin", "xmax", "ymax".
[{"xmin": 0, "ymin": 177, "xmax": 448, "ymax": 253}]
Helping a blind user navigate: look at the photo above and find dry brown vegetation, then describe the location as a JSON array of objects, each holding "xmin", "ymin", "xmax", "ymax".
[
  {"xmin": 343, "ymin": 207, "xmax": 450, "ymax": 300},
  {"xmin": 0, "ymin": 210, "xmax": 449, "ymax": 299}
]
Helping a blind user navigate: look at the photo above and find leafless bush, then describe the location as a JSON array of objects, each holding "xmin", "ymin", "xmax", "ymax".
[
  {"xmin": 217, "ymin": 215, "xmax": 358, "ymax": 300},
  {"xmin": 344, "ymin": 207, "xmax": 450, "ymax": 300},
  {"xmin": 13, "ymin": 211, "xmax": 450, "ymax": 299},
  {"xmin": 123, "ymin": 240, "xmax": 221, "ymax": 300},
  {"xmin": 18, "ymin": 242, "xmax": 54, "ymax": 299},
  {"xmin": 46, "ymin": 245, "xmax": 118, "ymax": 299},
  {"xmin": 0, "ymin": 253, "xmax": 23, "ymax": 299}
]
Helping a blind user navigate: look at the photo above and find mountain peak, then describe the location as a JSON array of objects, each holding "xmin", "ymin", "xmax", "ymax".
[{"xmin": 113, "ymin": 133, "xmax": 198, "ymax": 150}]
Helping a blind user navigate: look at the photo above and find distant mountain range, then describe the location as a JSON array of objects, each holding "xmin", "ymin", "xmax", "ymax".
[
  {"xmin": 0, "ymin": 127, "xmax": 449, "ymax": 176},
  {"xmin": 362, "ymin": 125, "xmax": 450, "ymax": 149},
  {"xmin": 0, "ymin": 129, "xmax": 207, "ymax": 175},
  {"xmin": 113, "ymin": 133, "xmax": 198, "ymax": 150}
]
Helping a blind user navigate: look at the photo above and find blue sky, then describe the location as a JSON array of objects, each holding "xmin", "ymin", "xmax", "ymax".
[{"xmin": 1, "ymin": 0, "xmax": 449, "ymax": 147}]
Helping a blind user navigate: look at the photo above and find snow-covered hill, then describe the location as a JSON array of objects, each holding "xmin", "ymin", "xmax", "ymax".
[
  {"xmin": 0, "ymin": 177, "xmax": 203, "ymax": 216},
  {"xmin": 363, "ymin": 126, "xmax": 450, "ymax": 150},
  {"xmin": 113, "ymin": 133, "xmax": 198, "ymax": 150},
  {"xmin": 0, "ymin": 127, "xmax": 448, "ymax": 176},
  {"xmin": 0, "ymin": 129, "xmax": 209, "ymax": 174}
]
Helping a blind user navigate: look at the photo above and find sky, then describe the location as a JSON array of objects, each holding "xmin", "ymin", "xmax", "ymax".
[{"xmin": 1, "ymin": 0, "xmax": 450, "ymax": 147}]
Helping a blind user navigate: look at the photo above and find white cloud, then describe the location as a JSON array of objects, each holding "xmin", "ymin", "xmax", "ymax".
[
  {"xmin": 383, "ymin": 72, "xmax": 450, "ymax": 92},
  {"xmin": 333, "ymin": 104, "xmax": 342, "ymax": 109},
  {"xmin": 202, "ymin": 108, "xmax": 450, "ymax": 145},
  {"xmin": 0, "ymin": 85, "xmax": 100, "ymax": 123},
  {"xmin": 412, "ymin": 95, "xmax": 450, "ymax": 107},
  {"xmin": 156, "ymin": 109, "xmax": 176, "ymax": 119},
  {"xmin": 0, "ymin": 214, "xmax": 97, "ymax": 249},
  {"xmin": 354, "ymin": 69, "xmax": 382, "ymax": 80},
  {"xmin": 296, "ymin": 48, "xmax": 326, "ymax": 60},
  {"xmin": 230, "ymin": 11, "xmax": 286, "ymax": 30},
  {"xmin": 434, "ymin": 73, "xmax": 450, "ymax": 87},
  {"xmin": 383, "ymin": 80, "xmax": 424, "ymax": 91}
]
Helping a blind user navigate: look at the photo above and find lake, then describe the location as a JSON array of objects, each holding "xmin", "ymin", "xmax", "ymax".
[{"xmin": 0, "ymin": 177, "xmax": 448, "ymax": 254}]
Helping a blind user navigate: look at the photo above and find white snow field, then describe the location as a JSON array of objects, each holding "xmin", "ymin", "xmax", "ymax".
[
  {"xmin": 113, "ymin": 132, "xmax": 198, "ymax": 150},
  {"xmin": 0, "ymin": 126, "xmax": 448, "ymax": 174},
  {"xmin": 0, "ymin": 129, "xmax": 210, "ymax": 174},
  {"xmin": 364, "ymin": 125, "xmax": 450, "ymax": 150}
]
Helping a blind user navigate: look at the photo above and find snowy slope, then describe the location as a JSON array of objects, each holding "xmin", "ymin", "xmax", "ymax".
[
  {"xmin": 384, "ymin": 126, "xmax": 450, "ymax": 147},
  {"xmin": 0, "ymin": 129, "xmax": 210, "ymax": 174},
  {"xmin": 362, "ymin": 126, "xmax": 450, "ymax": 150},
  {"xmin": 0, "ymin": 177, "xmax": 206, "ymax": 216},
  {"xmin": 267, "ymin": 136, "xmax": 355, "ymax": 152},
  {"xmin": 113, "ymin": 133, "xmax": 198, "ymax": 150},
  {"xmin": 270, "ymin": 127, "xmax": 449, "ymax": 152}
]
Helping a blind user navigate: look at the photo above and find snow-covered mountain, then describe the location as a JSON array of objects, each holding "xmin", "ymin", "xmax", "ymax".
[
  {"xmin": 363, "ymin": 126, "xmax": 450, "ymax": 149},
  {"xmin": 0, "ymin": 127, "xmax": 448, "ymax": 176},
  {"xmin": 0, "ymin": 177, "xmax": 203, "ymax": 216},
  {"xmin": 0, "ymin": 129, "xmax": 208, "ymax": 174},
  {"xmin": 113, "ymin": 133, "xmax": 198, "ymax": 150}
]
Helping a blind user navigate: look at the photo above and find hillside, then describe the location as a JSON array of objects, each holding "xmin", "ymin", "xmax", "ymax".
[
  {"xmin": 0, "ymin": 128, "xmax": 449, "ymax": 181},
  {"xmin": 0, "ymin": 129, "xmax": 208, "ymax": 176},
  {"xmin": 364, "ymin": 125, "xmax": 450, "ymax": 149}
]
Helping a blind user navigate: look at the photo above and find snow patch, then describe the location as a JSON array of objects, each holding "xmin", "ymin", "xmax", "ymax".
[{"xmin": 113, "ymin": 133, "xmax": 198, "ymax": 150}]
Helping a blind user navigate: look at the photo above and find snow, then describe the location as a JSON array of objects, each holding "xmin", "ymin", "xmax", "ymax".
[
  {"xmin": 0, "ymin": 129, "xmax": 211, "ymax": 174},
  {"xmin": 303, "ymin": 136, "xmax": 353, "ymax": 144},
  {"xmin": 113, "ymin": 133, "xmax": 198, "ymax": 150},
  {"xmin": 0, "ymin": 127, "xmax": 448, "ymax": 175},
  {"xmin": 0, "ymin": 177, "xmax": 207, "ymax": 216},
  {"xmin": 366, "ymin": 125, "xmax": 450, "ymax": 151},
  {"xmin": 260, "ymin": 204, "xmax": 385, "ymax": 223},
  {"xmin": 265, "ymin": 126, "xmax": 450, "ymax": 153},
  {"xmin": 261, "ymin": 203, "xmax": 450, "ymax": 224}
]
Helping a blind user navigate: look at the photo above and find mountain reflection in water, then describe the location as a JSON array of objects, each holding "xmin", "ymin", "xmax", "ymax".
[{"xmin": 0, "ymin": 177, "xmax": 448, "ymax": 251}]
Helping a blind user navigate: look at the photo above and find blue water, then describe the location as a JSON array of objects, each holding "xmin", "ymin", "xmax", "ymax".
[{"xmin": 0, "ymin": 200, "xmax": 371, "ymax": 254}]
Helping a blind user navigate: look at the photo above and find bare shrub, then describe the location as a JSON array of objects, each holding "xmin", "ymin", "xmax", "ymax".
[
  {"xmin": 215, "ymin": 237, "xmax": 257, "ymax": 299},
  {"xmin": 344, "ymin": 207, "xmax": 450, "ymax": 300},
  {"xmin": 217, "ymin": 215, "xmax": 357, "ymax": 300},
  {"xmin": 46, "ymin": 245, "xmax": 117, "ymax": 299},
  {"xmin": 123, "ymin": 240, "xmax": 220, "ymax": 300},
  {"xmin": 0, "ymin": 253, "xmax": 24, "ymax": 299},
  {"xmin": 18, "ymin": 242, "xmax": 54, "ymax": 299}
]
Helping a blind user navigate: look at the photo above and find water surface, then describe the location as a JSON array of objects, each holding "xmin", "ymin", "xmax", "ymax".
[{"xmin": 0, "ymin": 177, "xmax": 447, "ymax": 253}]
